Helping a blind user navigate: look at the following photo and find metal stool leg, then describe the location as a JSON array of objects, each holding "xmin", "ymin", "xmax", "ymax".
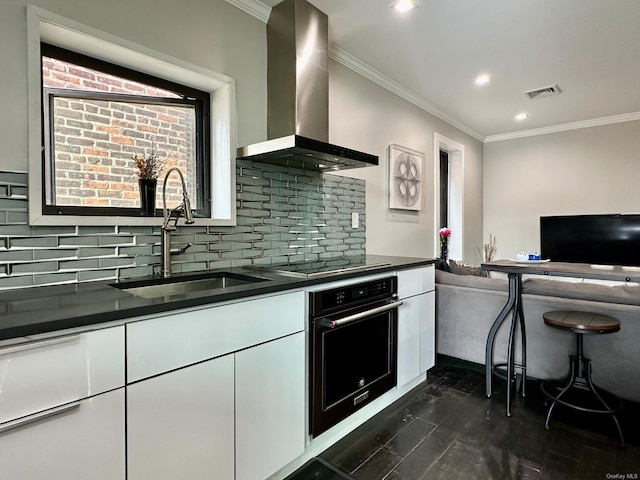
[
  {"xmin": 545, "ymin": 354, "xmax": 578, "ymax": 429},
  {"xmin": 517, "ymin": 292, "xmax": 526, "ymax": 397},
  {"xmin": 505, "ymin": 307, "xmax": 519, "ymax": 417},
  {"xmin": 583, "ymin": 359, "xmax": 625, "ymax": 447}
]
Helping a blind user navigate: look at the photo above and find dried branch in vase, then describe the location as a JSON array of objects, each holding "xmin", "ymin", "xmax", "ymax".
[
  {"xmin": 479, "ymin": 234, "xmax": 497, "ymax": 263},
  {"xmin": 132, "ymin": 150, "xmax": 165, "ymax": 180}
]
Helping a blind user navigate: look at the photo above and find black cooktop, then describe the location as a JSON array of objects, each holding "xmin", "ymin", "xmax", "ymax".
[{"xmin": 247, "ymin": 256, "xmax": 391, "ymax": 278}]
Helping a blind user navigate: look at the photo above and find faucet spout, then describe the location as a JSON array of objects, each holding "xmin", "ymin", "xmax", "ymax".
[
  {"xmin": 161, "ymin": 167, "xmax": 195, "ymax": 277},
  {"xmin": 162, "ymin": 167, "xmax": 194, "ymax": 230}
]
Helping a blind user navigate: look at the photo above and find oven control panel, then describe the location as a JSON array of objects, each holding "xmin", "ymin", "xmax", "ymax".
[{"xmin": 310, "ymin": 276, "xmax": 397, "ymax": 316}]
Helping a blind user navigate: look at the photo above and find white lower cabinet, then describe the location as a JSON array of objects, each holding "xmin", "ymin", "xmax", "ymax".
[
  {"xmin": 127, "ymin": 332, "xmax": 306, "ymax": 480},
  {"xmin": 397, "ymin": 294, "xmax": 422, "ymax": 387},
  {"xmin": 396, "ymin": 266, "xmax": 436, "ymax": 388},
  {"xmin": 127, "ymin": 355, "xmax": 235, "ymax": 480},
  {"xmin": 0, "ymin": 388, "xmax": 125, "ymax": 480},
  {"xmin": 125, "ymin": 290, "xmax": 306, "ymax": 480},
  {"xmin": 419, "ymin": 291, "xmax": 436, "ymax": 372},
  {"xmin": 236, "ymin": 332, "xmax": 305, "ymax": 480}
]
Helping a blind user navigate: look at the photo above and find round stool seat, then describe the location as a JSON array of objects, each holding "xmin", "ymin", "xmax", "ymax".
[{"xmin": 543, "ymin": 310, "xmax": 620, "ymax": 334}]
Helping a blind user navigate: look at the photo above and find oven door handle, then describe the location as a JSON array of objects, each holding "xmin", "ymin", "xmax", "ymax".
[{"xmin": 319, "ymin": 300, "xmax": 403, "ymax": 328}]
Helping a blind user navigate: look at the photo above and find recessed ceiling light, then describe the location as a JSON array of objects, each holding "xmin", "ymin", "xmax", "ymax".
[
  {"xmin": 474, "ymin": 74, "xmax": 490, "ymax": 86},
  {"xmin": 391, "ymin": 0, "xmax": 418, "ymax": 13},
  {"xmin": 515, "ymin": 113, "xmax": 528, "ymax": 121}
]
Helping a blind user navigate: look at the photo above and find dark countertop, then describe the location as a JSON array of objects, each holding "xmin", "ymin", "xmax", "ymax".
[{"xmin": 0, "ymin": 255, "xmax": 434, "ymax": 342}]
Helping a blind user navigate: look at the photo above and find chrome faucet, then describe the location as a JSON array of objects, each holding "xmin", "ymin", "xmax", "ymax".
[{"xmin": 161, "ymin": 167, "xmax": 195, "ymax": 277}]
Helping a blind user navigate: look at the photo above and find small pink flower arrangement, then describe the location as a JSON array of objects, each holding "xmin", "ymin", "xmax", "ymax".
[
  {"xmin": 439, "ymin": 227, "xmax": 452, "ymax": 260},
  {"xmin": 439, "ymin": 227, "xmax": 452, "ymax": 243}
]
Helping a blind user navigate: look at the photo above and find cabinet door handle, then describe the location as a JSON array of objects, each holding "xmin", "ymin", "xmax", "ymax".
[
  {"xmin": 0, "ymin": 334, "xmax": 80, "ymax": 357},
  {"xmin": 0, "ymin": 402, "xmax": 81, "ymax": 435}
]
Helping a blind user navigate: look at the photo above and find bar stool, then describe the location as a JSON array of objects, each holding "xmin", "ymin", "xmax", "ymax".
[{"xmin": 540, "ymin": 310, "xmax": 624, "ymax": 446}]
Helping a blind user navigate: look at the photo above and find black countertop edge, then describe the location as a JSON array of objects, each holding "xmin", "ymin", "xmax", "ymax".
[{"xmin": 0, "ymin": 256, "xmax": 435, "ymax": 342}]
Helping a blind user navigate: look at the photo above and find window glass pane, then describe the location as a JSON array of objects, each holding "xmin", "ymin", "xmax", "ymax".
[
  {"xmin": 42, "ymin": 53, "xmax": 203, "ymax": 214},
  {"xmin": 439, "ymin": 150, "xmax": 449, "ymax": 228},
  {"xmin": 43, "ymin": 56, "xmax": 181, "ymax": 98},
  {"xmin": 48, "ymin": 95, "xmax": 196, "ymax": 209}
]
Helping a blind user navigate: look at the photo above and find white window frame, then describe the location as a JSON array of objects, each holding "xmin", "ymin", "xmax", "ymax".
[
  {"xmin": 27, "ymin": 6, "xmax": 237, "ymax": 226},
  {"xmin": 433, "ymin": 133, "xmax": 465, "ymax": 261}
]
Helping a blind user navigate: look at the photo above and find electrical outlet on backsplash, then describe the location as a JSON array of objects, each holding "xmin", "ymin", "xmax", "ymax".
[{"xmin": 0, "ymin": 162, "xmax": 366, "ymax": 290}]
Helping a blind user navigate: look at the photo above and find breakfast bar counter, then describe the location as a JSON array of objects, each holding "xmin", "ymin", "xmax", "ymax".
[{"xmin": 481, "ymin": 260, "xmax": 640, "ymax": 415}]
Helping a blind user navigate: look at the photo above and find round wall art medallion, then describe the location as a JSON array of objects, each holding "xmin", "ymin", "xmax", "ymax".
[{"xmin": 391, "ymin": 150, "xmax": 422, "ymax": 210}]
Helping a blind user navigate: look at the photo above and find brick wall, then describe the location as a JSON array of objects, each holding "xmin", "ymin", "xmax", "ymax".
[{"xmin": 43, "ymin": 57, "xmax": 194, "ymax": 209}]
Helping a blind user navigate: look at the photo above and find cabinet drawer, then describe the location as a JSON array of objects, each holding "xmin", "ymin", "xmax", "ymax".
[
  {"xmin": 0, "ymin": 388, "xmax": 125, "ymax": 480},
  {"xmin": 397, "ymin": 265, "xmax": 435, "ymax": 298},
  {"xmin": 0, "ymin": 326, "xmax": 124, "ymax": 425},
  {"xmin": 127, "ymin": 290, "xmax": 305, "ymax": 382}
]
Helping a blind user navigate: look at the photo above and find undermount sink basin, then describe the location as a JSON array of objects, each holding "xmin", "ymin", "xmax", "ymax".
[{"xmin": 112, "ymin": 272, "xmax": 267, "ymax": 299}]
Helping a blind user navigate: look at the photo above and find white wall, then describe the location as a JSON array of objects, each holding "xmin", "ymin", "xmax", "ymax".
[
  {"xmin": 484, "ymin": 120, "xmax": 640, "ymax": 260},
  {"xmin": 0, "ymin": 0, "xmax": 267, "ymax": 173},
  {"xmin": 0, "ymin": 0, "xmax": 484, "ymax": 262},
  {"xmin": 329, "ymin": 61, "xmax": 484, "ymax": 261}
]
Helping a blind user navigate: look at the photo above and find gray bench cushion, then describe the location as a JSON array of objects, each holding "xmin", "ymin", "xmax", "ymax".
[
  {"xmin": 435, "ymin": 269, "xmax": 507, "ymax": 291},
  {"xmin": 523, "ymin": 278, "xmax": 640, "ymax": 306},
  {"xmin": 436, "ymin": 269, "xmax": 640, "ymax": 306}
]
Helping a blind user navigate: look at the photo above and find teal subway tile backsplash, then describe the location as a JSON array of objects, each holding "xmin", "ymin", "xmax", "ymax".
[
  {"xmin": 33, "ymin": 248, "xmax": 78, "ymax": 261},
  {"xmin": 33, "ymin": 272, "xmax": 77, "ymax": 286},
  {"xmin": 0, "ymin": 161, "xmax": 366, "ymax": 289},
  {"xmin": 0, "ymin": 172, "xmax": 28, "ymax": 185},
  {"xmin": 59, "ymin": 236, "xmax": 101, "ymax": 247},
  {"xmin": 0, "ymin": 275, "xmax": 34, "ymax": 290},
  {"xmin": 78, "ymin": 269, "xmax": 119, "ymax": 282},
  {"xmin": 77, "ymin": 247, "xmax": 116, "ymax": 258}
]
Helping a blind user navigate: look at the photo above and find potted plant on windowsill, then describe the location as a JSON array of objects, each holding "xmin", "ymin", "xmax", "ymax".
[{"xmin": 132, "ymin": 151, "xmax": 164, "ymax": 216}]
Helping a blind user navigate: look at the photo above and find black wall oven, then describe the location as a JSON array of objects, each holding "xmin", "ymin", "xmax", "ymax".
[{"xmin": 309, "ymin": 276, "xmax": 400, "ymax": 437}]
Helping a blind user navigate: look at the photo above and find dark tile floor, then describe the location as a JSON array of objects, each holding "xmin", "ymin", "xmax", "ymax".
[{"xmin": 319, "ymin": 357, "xmax": 640, "ymax": 480}]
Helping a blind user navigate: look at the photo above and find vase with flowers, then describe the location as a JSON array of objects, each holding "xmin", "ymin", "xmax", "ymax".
[
  {"xmin": 133, "ymin": 151, "xmax": 164, "ymax": 216},
  {"xmin": 439, "ymin": 227, "xmax": 452, "ymax": 261}
]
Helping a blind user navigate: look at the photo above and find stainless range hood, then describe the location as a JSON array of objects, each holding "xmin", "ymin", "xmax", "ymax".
[{"xmin": 236, "ymin": 0, "xmax": 378, "ymax": 171}]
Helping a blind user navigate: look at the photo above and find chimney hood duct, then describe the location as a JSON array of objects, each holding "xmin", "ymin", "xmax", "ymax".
[{"xmin": 236, "ymin": 0, "xmax": 378, "ymax": 171}]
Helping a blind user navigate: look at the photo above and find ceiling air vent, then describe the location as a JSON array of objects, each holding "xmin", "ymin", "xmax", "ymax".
[{"xmin": 523, "ymin": 84, "xmax": 561, "ymax": 100}]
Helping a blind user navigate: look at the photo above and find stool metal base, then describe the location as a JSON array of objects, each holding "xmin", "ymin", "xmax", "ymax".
[{"xmin": 540, "ymin": 334, "xmax": 624, "ymax": 446}]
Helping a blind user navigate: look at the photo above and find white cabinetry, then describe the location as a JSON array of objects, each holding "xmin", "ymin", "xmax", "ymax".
[
  {"xmin": 0, "ymin": 327, "xmax": 125, "ymax": 480},
  {"xmin": 127, "ymin": 290, "xmax": 304, "ymax": 382},
  {"xmin": 127, "ymin": 355, "xmax": 235, "ymax": 480},
  {"xmin": 126, "ymin": 290, "xmax": 305, "ymax": 480},
  {"xmin": 396, "ymin": 265, "xmax": 436, "ymax": 387},
  {"xmin": 236, "ymin": 332, "xmax": 305, "ymax": 480}
]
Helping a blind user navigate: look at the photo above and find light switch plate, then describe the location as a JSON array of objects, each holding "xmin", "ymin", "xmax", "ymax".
[{"xmin": 351, "ymin": 212, "xmax": 359, "ymax": 228}]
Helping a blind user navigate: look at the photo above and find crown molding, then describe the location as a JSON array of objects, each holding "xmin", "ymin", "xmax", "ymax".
[
  {"xmin": 329, "ymin": 46, "xmax": 485, "ymax": 142},
  {"xmin": 225, "ymin": 0, "xmax": 271, "ymax": 23},
  {"xmin": 225, "ymin": 1, "xmax": 485, "ymax": 141},
  {"xmin": 484, "ymin": 112, "xmax": 640, "ymax": 143},
  {"xmin": 226, "ymin": 1, "xmax": 640, "ymax": 144}
]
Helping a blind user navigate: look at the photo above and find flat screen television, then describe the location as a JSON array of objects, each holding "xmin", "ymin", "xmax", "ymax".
[{"xmin": 540, "ymin": 214, "xmax": 640, "ymax": 266}]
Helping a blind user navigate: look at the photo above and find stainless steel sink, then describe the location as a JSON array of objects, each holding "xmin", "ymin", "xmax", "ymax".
[{"xmin": 112, "ymin": 272, "xmax": 267, "ymax": 299}]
